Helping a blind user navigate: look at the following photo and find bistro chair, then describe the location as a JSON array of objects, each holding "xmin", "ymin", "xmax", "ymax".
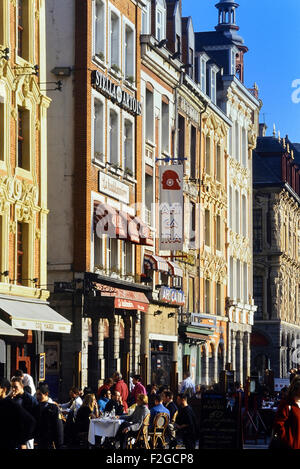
[
  {"xmin": 149, "ymin": 412, "xmax": 169, "ymax": 449},
  {"xmin": 127, "ymin": 413, "xmax": 151, "ymax": 449}
]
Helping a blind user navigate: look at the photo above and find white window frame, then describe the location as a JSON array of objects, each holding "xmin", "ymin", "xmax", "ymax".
[
  {"xmin": 156, "ymin": 0, "xmax": 166, "ymax": 42},
  {"xmin": 107, "ymin": 237, "xmax": 120, "ymax": 273},
  {"xmin": 91, "ymin": 192, "xmax": 105, "ymax": 273},
  {"xmin": 211, "ymin": 69, "xmax": 217, "ymax": 104},
  {"xmin": 108, "ymin": 3, "xmax": 121, "ymax": 71},
  {"xmin": 122, "ymin": 240, "xmax": 135, "ymax": 277},
  {"xmin": 92, "ymin": 0, "xmax": 106, "ymax": 63},
  {"xmin": 91, "ymin": 89, "xmax": 105, "ymax": 166},
  {"xmin": 141, "ymin": 0, "xmax": 151, "ymax": 35},
  {"xmin": 107, "ymin": 101, "xmax": 120, "ymax": 165},
  {"xmin": 123, "ymin": 18, "xmax": 136, "ymax": 82},
  {"xmin": 123, "ymin": 112, "xmax": 135, "ymax": 175}
]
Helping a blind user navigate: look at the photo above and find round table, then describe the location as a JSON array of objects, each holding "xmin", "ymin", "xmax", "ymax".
[{"xmin": 88, "ymin": 417, "xmax": 123, "ymax": 445}]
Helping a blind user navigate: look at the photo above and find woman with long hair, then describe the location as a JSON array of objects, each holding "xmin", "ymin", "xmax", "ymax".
[
  {"xmin": 75, "ymin": 394, "xmax": 98, "ymax": 434},
  {"xmin": 272, "ymin": 376, "xmax": 300, "ymax": 449}
]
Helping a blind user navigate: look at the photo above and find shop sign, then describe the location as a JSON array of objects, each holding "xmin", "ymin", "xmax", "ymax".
[
  {"xmin": 178, "ymin": 95, "xmax": 200, "ymax": 125},
  {"xmin": 99, "ymin": 172, "xmax": 129, "ymax": 204},
  {"xmin": 158, "ymin": 286, "xmax": 185, "ymax": 306},
  {"xmin": 91, "ymin": 70, "xmax": 142, "ymax": 116}
]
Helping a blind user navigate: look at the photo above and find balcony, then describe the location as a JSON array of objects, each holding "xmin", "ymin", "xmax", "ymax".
[{"xmin": 179, "ymin": 311, "xmax": 217, "ymax": 329}]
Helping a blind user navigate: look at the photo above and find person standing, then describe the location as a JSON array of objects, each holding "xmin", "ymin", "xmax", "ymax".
[
  {"xmin": 130, "ymin": 375, "xmax": 147, "ymax": 404},
  {"xmin": 14, "ymin": 369, "xmax": 36, "ymax": 396},
  {"xmin": 175, "ymin": 393, "xmax": 198, "ymax": 450},
  {"xmin": 0, "ymin": 377, "xmax": 36, "ymax": 450},
  {"xmin": 10, "ymin": 377, "xmax": 39, "ymax": 449},
  {"xmin": 35, "ymin": 383, "xmax": 64, "ymax": 449},
  {"xmin": 272, "ymin": 377, "xmax": 300, "ymax": 449},
  {"xmin": 179, "ymin": 372, "xmax": 196, "ymax": 397},
  {"xmin": 96, "ymin": 378, "xmax": 113, "ymax": 400},
  {"xmin": 112, "ymin": 372, "xmax": 129, "ymax": 413}
]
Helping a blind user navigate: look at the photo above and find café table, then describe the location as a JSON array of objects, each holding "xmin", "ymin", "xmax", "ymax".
[{"xmin": 88, "ymin": 417, "xmax": 123, "ymax": 445}]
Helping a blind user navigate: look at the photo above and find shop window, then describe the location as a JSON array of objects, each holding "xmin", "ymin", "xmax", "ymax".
[
  {"xmin": 94, "ymin": 0, "xmax": 105, "ymax": 61},
  {"xmin": 124, "ymin": 24, "xmax": 134, "ymax": 81},
  {"xmin": 17, "ymin": 0, "xmax": 29, "ymax": 61},
  {"xmin": 17, "ymin": 107, "xmax": 30, "ymax": 171},
  {"xmin": 124, "ymin": 118, "xmax": 134, "ymax": 174},
  {"xmin": 93, "ymin": 97, "xmax": 104, "ymax": 163}
]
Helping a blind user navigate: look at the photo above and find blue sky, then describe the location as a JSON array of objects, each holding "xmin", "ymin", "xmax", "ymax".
[{"xmin": 182, "ymin": 0, "xmax": 300, "ymax": 142}]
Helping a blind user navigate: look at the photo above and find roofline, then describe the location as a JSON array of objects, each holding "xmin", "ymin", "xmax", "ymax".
[{"xmin": 222, "ymin": 75, "xmax": 261, "ymax": 108}]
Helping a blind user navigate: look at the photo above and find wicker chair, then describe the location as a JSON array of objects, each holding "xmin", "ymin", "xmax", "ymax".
[
  {"xmin": 127, "ymin": 413, "xmax": 151, "ymax": 449},
  {"xmin": 149, "ymin": 412, "xmax": 169, "ymax": 449}
]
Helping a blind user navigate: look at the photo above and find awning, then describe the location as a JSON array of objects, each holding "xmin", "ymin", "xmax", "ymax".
[
  {"xmin": 94, "ymin": 283, "xmax": 149, "ymax": 312},
  {"xmin": 144, "ymin": 254, "xmax": 169, "ymax": 273},
  {"xmin": 94, "ymin": 202, "xmax": 119, "ymax": 236},
  {"xmin": 167, "ymin": 260, "xmax": 183, "ymax": 278},
  {"xmin": 185, "ymin": 332, "xmax": 210, "ymax": 341},
  {"xmin": 0, "ymin": 296, "xmax": 72, "ymax": 333},
  {"xmin": 0, "ymin": 319, "xmax": 24, "ymax": 337}
]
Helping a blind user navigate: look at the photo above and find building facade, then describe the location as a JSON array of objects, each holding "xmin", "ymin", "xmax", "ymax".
[
  {"xmin": 252, "ymin": 132, "xmax": 300, "ymax": 380},
  {"xmin": 0, "ymin": 0, "xmax": 71, "ymax": 384}
]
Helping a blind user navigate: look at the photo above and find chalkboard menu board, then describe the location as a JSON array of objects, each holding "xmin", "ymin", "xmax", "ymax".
[{"xmin": 199, "ymin": 393, "xmax": 242, "ymax": 449}]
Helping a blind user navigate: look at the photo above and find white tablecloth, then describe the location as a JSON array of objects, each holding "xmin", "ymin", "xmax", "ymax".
[{"xmin": 88, "ymin": 418, "xmax": 123, "ymax": 445}]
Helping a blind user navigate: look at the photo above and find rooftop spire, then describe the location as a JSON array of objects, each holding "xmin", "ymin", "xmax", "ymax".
[{"xmin": 215, "ymin": 0, "xmax": 244, "ymax": 45}]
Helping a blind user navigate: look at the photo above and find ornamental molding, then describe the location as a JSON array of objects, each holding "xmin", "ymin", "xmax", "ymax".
[
  {"xmin": 0, "ymin": 176, "xmax": 40, "ymax": 222},
  {"xmin": 201, "ymin": 252, "xmax": 227, "ymax": 283},
  {"xmin": 228, "ymin": 230, "xmax": 251, "ymax": 262},
  {"xmin": 201, "ymin": 174, "xmax": 227, "ymax": 209}
]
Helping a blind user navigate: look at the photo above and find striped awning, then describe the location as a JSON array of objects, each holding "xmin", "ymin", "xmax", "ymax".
[
  {"xmin": 144, "ymin": 255, "xmax": 169, "ymax": 273},
  {"xmin": 167, "ymin": 260, "xmax": 183, "ymax": 278}
]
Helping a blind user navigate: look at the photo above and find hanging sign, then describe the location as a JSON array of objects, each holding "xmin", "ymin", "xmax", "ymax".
[{"xmin": 159, "ymin": 165, "xmax": 184, "ymax": 250}]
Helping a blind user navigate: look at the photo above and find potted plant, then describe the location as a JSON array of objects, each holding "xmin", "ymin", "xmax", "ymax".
[
  {"xmin": 124, "ymin": 167, "xmax": 134, "ymax": 178},
  {"xmin": 95, "ymin": 51, "xmax": 105, "ymax": 62},
  {"xmin": 111, "ymin": 63, "xmax": 121, "ymax": 75},
  {"xmin": 126, "ymin": 76, "xmax": 135, "ymax": 85}
]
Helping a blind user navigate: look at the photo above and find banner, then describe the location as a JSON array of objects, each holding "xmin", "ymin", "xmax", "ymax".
[{"xmin": 159, "ymin": 165, "xmax": 184, "ymax": 250}]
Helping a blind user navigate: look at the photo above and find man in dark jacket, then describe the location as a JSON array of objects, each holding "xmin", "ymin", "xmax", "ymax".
[
  {"xmin": 0, "ymin": 377, "xmax": 36, "ymax": 449},
  {"xmin": 175, "ymin": 393, "xmax": 197, "ymax": 450},
  {"xmin": 35, "ymin": 382, "xmax": 64, "ymax": 449},
  {"xmin": 105, "ymin": 390, "xmax": 124, "ymax": 416}
]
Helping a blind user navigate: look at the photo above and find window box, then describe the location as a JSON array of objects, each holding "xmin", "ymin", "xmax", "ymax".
[{"xmin": 110, "ymin": 64, "xmax": 122, "ymax": 79}]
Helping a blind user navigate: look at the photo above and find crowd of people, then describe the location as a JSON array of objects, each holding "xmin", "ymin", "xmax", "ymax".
[{"xmin": 2, "ymin": 368, "xmax": 300, "ymax": 450}]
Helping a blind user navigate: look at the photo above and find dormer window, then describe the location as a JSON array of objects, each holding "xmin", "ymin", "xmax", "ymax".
[
  {"xmin": 211, "ymin": 69, "xmax": 217, "ymax": 104},
  {"xmin": 197, "ymin": 53, "xmax": 209, "ymax": 93},
  {"xmin": 156, "ymin": 0, "xmax": 166, "ymax": 42},
  {"xmin": 231, "ymin": 48, "xmax": 236, "ymax": 75}
]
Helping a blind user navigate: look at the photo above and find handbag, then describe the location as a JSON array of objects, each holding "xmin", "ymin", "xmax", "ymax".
[{"xmin": 268, "ymin": 405, "xmax": 291, "ymax": 450}]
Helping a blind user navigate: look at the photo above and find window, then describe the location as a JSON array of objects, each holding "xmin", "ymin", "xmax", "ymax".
[
  {"xmin": 243, "ymin": 263, "xmax": 248, "ymax": 303},
  {"xmin": 17, "ymin": 0, "xmax": 30, "ymax": 61},
  {"xmin": 94, "ymin": 233, "xmax": 104, "ymax": 271},
  {"xmin": 236, "ymin": 260, "xmax": 241, "ymax": 300},
  {"xmin": 200, "ymin": 58, "xmax": 206, "ymax": 93},
  {"xmin": 107, "ymin": 238, "xmax": 118, "ymax": 272},
  {"xmin": 242, "ymin": 195, "xmax": 247, "ymax": 237},
  {"xmin": 253, "ymin": 209, "xmax": 263, "ymax": 252},
  {"xmin": 108, "ymin": 108, "xmax": 119, "ymax": 165},
  {"xmin": 188, "ymin": 277, "xmax": 195, "ymax": 313},
  {"xmin": 110, "ymin": 10, "xmax": 120, "ymax": 69},
  {"xmin": 216, "ymin": 145, "xmax": 221, "ymax": 181},
  {"xmin": 229, "ymin": 257, "xmax": 234, "ymax": 298},
  {"xmin": 205, "ymin": 280, "xmax": 210, "ymax": 313},
  {"xmin": 235, "ymin": 121, "xmax": 240, "ymax": 161},
  {"xmin": 188, "ymin": 47, "xmax": 194, "ymax": 79},
  {"xmin": 253, "ymin": 276, "xmax": 263, "ymax": 320},
  {"xmin": 211, "ymin": 70, "xmax": 216, "ymax": 104},
  {"xmin": 216, "ymin": 283, "xmax": 221, "ymax": 315},
  {"xmin": 0, "ymin": 100, "xmax": 4, "ymax": 161},
  {"xmin": 205, "ymin": 209, "xmax": 210, "ymax": 247},
  {"xmin": 141, "ymin": 0, "xmax": 151, "ymax": 34},
  {"xmin": 122, "ymin": 241, "xmax": 133, "ymax": 276},
  {"xmin": 156, "ymin": 0, "xmax": 166, "ymax": 42},
  {"xmin": 145, "ymin": 89, "xmax": 154, "ymax": 142},
  {"xmin": 176, "ymin": 34, "xmax": 181, "ymax": 54},
  {"xmin": 205, "ymin": 135, "xmax": 210, "ymax": 174},
  {"xmin": 124, "ymin": 118, "xmax": 134, "ymax": 174},
  {"xmin": 190, "ymin": 125, "xmax": 196, "ymax": 179},
  {"xmin": 229, "ymin": 186, "xmax": 232, "ymax": 229},
  {"xmin": 231, "ymin": 49, "xmax": 236, "ymax": 75},
  {"xmin": 145, "ymin": 174, "xmax": 153, "ymax": 226},
  {"xmin": 93, "ymin": 97, "xmax": 104, "ymax": 163},
  {"xmin": 228, "ymin": 126, "xmax": 232, "ymax": 156},
  {"xmin": 242, "ymin": 127, "xmax": 247, "ymax": 167},
  {"xmin": 17, "ymin": 107, "xmax": 30, "ymax": 170},
  {"xmin": 190, "ymin": 202, "xmax": 196, "ymax": 249},
  {"xmin": 94, "ymin": 0, "xmax": 105, "ymax": 60},
  {"xmin": 161, "ymin": 100, "xmax": 169, "ymax": 154},
  {"xmin": 178, "ymin": 115, "xmax": 185, "ymax": 159},
  {"xmin": 235, "ymin": 190, "xmax": 239, "ymax": 234},
  {"xmin": 16, "ymin": 222, "xmax": 29, "ymax": 286},
  {"xmin": 216, "ymin": 215, "xmax": 221, "ymax": 251},
  {"xmin": 124, "ymin": 24, "xmax": 134, "ymax": 80}
]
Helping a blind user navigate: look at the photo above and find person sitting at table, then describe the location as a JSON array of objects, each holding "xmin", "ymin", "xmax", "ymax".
[
  {"xmin": 104, "ymin": 390, "xmax": 124, "ymax": 416},
  {"xmin": 96, "ymin": 378, "xmax": 114, "ymax": 400},
  {"xmin": 75, "ymin": 394, "xmax": 98, "ymax": 434},
  {"xmin": 149, "ymin": 394, "xmax": 170, "ymax": 431},
  {"xmin": 98, "ymin": 389, "xmax": 111, "ymax": 413},
  {"xmin": 115, "ymin": 394, "xmax": 150, "ymax": 449}
]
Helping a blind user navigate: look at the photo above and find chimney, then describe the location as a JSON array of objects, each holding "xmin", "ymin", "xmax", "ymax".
[{"xmin": 259, "ymin": 123, "xmax": 267, "ymax": 137}]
